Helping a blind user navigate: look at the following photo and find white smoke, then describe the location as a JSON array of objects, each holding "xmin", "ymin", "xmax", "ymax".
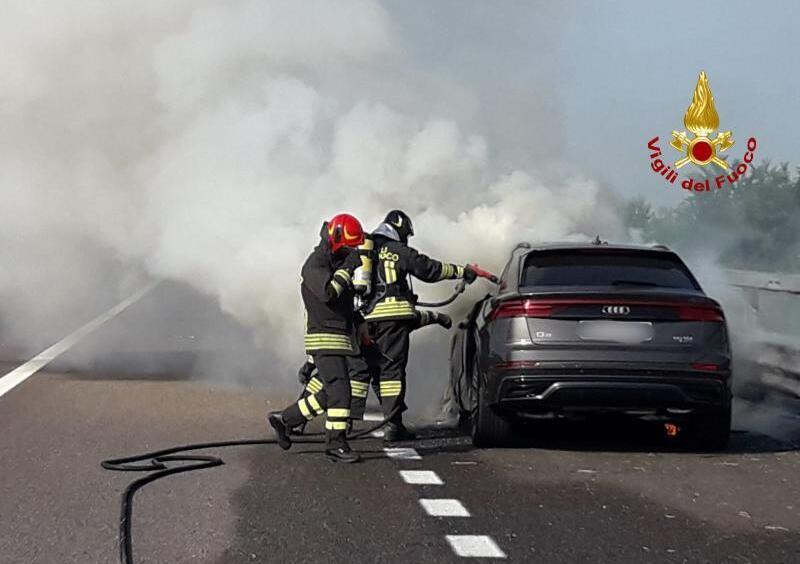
[{"xmin": 0, "ymin": 1, "xmax": 622, "ymax": 376}]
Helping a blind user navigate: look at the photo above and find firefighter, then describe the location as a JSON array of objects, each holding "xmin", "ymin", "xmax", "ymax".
[
  {"xmin": 297, "ymin": 309, "xmax": 453, "ymax": 424},
  {"xmin": 365, "ymin": 210, "xmax": 477, "ymax": 442},
  {"xmin": 268, "ymin": 213, "xmax": 367, "ymax": 463},
  {"xmin": 347, "ymin": 309, "xmax": 452, "ymax": 422}
]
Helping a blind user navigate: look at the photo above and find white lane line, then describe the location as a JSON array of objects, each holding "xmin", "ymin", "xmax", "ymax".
[
  {"xmin": 420, "ymin": 499, "xmax": 470, "ymax": 517},
  {"xmin": 445, "ymin": 535, "xmax": 507, "ymax": 559},
  {"xmin": 383, "ymin": 447, "xmax": 421, "ymax": 460},
  {"xmin": 0, "ymin": 282, "xmax": 158, "ymax": 399},
  {"xmin": 399, "ymin": 470, "xmax": 443, "ymax": 485}
]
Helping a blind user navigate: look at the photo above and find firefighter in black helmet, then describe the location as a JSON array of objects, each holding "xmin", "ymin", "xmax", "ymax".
[
  {"xmin": 365, "ymin": 210, "xmax": 477, "ymax": 442},
  {"xmin": 268, "ymin": 213, "xmax": 367, "ymax": 463}
]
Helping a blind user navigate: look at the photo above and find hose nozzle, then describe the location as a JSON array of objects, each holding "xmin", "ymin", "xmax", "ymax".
[{"xmin": 467, "ymin": 263, "xmax": 499, "ymax": 284}]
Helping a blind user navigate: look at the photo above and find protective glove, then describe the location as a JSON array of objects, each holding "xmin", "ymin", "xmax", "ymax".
[
  {"xmin": 463, "ymin": 265, "xmax": 478, "ymax": 284},
  {"xmin": 435, "ymin": 312, "xmax": 452, "ymax": 329},
  {"xmin": 297, "ymin": 360, "xmax": 316, "ymax": 385}
]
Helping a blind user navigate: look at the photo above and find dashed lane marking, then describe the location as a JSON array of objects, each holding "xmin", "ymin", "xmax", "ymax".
[
  {"xmin": 419, "ymin": 498, "xmax": 470, "ymax": 517},
  {"xmin": 445, "ymin": 535, "xmax": 507, "ymax": 559},
  {"xmin": 381, "ymin": 427, "xmax": 507, "ymax": 559},
  {"xmin": 383, "ymin": 447, "xmax": 421, "ymax": 460},
  {"xmin": 0, "ymin": 282, "xmax": 158, "ymax": 399},
  {"xmin": 399, "ymin": 470, "xmax": 443, "ymax": 485}
]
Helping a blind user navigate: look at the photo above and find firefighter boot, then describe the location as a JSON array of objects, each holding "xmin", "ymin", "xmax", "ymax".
[
  {"xmin": 326, "ymin": 444, "xmax": 361, "ymax": 463},
  {"xmin": 268, "ymin": 413, "xmax": 292, "ymax": 450},
  {"xmin": 383, "ymin": 419, "xmax": 417, "ymax": 443}
]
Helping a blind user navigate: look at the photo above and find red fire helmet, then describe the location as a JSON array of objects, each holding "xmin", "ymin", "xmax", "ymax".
[{"xmin": 326, "ymin": 213, "xmax": 365, "ymax": 253}]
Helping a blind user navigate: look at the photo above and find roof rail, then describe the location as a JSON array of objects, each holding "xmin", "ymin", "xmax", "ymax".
[
  {"xmin": 513, "ymin": 242, "xmax": 531, "ymax": 251},
  {"xmin": 651, "ymin": 244, "xmax": 671, "ymax": 251}
]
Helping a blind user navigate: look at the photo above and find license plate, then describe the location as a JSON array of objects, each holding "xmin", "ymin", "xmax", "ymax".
[{"xmin": 578, "ymin": 320, "xmax": 654, "ymax": 344}]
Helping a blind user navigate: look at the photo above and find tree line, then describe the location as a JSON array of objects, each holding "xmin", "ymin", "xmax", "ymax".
[{"xmin": 623, "ymin": 161, "xmax": 800, "ymax": 273}]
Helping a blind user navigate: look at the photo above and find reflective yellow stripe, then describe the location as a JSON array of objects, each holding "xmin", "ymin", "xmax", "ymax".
[
  {"xmin": 327, "ymin": 408, "xmax": 350, "ymax": 418},
  {"xmin": 305, "ymin": 334, "xmax": 352, "ymax": 342},
  {"xmin": 304, "ymin": 333, "xmax": 354, "ymax": 351},
  {"xmin": 298, "ymin": 398, "xmax": 313, "ymax": 420},
  {"xmin": 305, "ymin": 341, "xmax": 352, "ymax": 346},
  {"xmin": 455, "ymin": 265, "xmax": 465, "ymax": 278},
  {"xmin": 334, "ymin": 269, "xmax": 352, "ymax": 283},
  {"xmin": 329, "ymin": 278, "xmax": 344, "ymax": 296},
  {"xmin": 365, "ymin": 299, "xmax": 415, "ymax": 320},
  {"xmin": 325, "ymin": 420, "xmax": 348, "ymax": 430},
  {"xmin": 307, "ymin": 377, "xmax": 323, "ymax": 393},
  {"xmin": 380, "ymin": 381, "xmax": 403, "ymax": 397},
  {"xmin": 307, "ymin": 394, "xmax": 322, "ymax": 414},
  {"xmin": 383, "ymin": 262, "xmax": 393, "ymax": 284},
  {"xmin": 305, "ymin": 344, "xmax": 353, "ymax": 350},
  {"xmin": 350, "ymin": 380, "xmax": 369, "ymax": 398}
]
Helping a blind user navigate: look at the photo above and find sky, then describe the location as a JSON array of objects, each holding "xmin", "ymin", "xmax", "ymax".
[{"xmin": 387, "ymin": 0, "xmax": 800, "ymax": 206}]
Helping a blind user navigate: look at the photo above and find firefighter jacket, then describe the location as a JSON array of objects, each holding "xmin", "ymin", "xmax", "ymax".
[
  {"xmin": 301, "ymin": 240, "xmax": 361, "ymax": 355},
  {"xmin": 365, "ymin": 227, "xmax": 466, "ymax": 321}
]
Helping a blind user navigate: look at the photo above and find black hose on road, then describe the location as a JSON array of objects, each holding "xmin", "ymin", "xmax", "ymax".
[{"xmin": 101, "ymin": 409, "xmax": 400, "ymax": 564}]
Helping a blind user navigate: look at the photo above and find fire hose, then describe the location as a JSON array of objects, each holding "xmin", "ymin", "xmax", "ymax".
[
  {"xmin": 416, "ymin": 263, "xmax": 498, "ymax": 307},
  {"xmin": 101, "ymin": 407, "xmax": 400, "ymax": 564}
]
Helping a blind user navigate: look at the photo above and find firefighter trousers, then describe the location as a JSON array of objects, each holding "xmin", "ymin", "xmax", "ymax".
[
  {"xmin": 301, "ymin": 349, "xmax": 378, "ymax": 421},
  {"xmin": 369, "ymin": 319, "xmax": 413, "ymax": 421},
  {"xmin": 345, "ymin": 344, "xmax": 382, "ymax": 419},
  {"xmin": 282, "ymin": 354, "xmax": 351, "ymax": 449}
]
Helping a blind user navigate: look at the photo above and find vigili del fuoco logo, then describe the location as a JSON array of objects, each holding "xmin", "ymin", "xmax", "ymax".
[{"xmin": 647, "ymin": 71, "xmax": 757, "ymax": 192}]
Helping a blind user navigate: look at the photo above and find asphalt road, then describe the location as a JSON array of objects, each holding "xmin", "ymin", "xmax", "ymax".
[{"xmin": 1, "ymin": 282, "xmax": 800, "ymax": 563}]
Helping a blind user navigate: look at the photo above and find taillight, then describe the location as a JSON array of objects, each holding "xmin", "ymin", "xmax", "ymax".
[
  {"xmin": 490, "ymin": 299, "xmax": 554, "ymax": 320},
  {"xmin": 691, "ymin": 363, "xmax": 719, "ymax": 372},
  {"xmin": 488, "ymin": 298, "xmax": 726, "ymax": 321},
  {"xmin": 678, "ymin": 306, "xmax": 725, "ymax": 322}
]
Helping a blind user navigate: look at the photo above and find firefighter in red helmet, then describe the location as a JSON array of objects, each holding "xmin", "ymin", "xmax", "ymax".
[{"xmin": 269, "ymin": 213, "xmax": 367, "ymax": 463}]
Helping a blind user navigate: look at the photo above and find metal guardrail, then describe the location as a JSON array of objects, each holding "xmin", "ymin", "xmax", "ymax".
[
  {"xmin": 725, "ymin": 269, "xmax": 800, "ymax": 295},
  {"xmin": 724, "ymin": 269, "xmax": 800, "ymax": 398}
]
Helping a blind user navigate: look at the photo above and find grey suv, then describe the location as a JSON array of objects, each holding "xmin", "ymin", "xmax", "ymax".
[{"xmin": 449, "ymin": 241, "xmax": 732, "ymax": 450}]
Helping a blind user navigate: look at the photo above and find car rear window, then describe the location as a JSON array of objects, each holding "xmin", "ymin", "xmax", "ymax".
[{"xmin": 520, "ymin": 251, "xmax": 699, "ymax": 289}]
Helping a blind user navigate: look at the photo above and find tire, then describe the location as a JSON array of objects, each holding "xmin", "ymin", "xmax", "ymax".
[
  {"xmin": 689, "ymin": 405, "xmax": 731, "ymax": 452},
  {"xmin": 471, "ymin": 386, "xmax": 515, "ymax": 448}
]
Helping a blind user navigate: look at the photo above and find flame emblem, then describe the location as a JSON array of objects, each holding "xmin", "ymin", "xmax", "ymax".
[{"xmin": 670, "ymin": 71, "xmax": 734, "ymax": 169}]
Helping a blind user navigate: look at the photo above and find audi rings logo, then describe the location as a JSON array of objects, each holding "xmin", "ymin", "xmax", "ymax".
[{"xmin": 602, "ymin": 305, "xmax": 630, "ymax": 315}]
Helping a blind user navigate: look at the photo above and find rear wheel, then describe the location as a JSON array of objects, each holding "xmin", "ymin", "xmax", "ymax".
[
  {"xmin": 472, "ymin": 385, "xmax": 515, "ymax": 447},
  {"xmin": 688, "ymin": 404, "xmax": 731, "ymax": 451}
]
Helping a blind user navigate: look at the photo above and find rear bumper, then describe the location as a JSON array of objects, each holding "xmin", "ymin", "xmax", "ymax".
[{"xmin": 490, "ymin": 369, "xmax": 730, "ymax": 416}]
